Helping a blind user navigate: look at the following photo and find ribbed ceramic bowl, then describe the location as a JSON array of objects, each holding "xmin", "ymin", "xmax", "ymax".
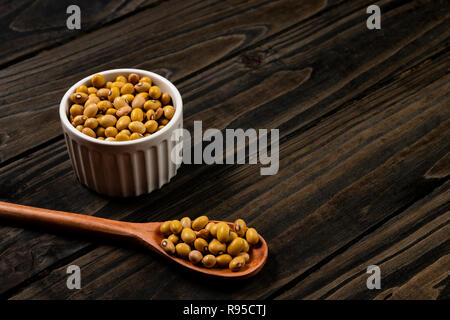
[{"xmin": 60, "ymin": 69, "xmax": 183, "ymax": 197}]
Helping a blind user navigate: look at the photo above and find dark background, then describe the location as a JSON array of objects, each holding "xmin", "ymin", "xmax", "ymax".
[{"xmin": 0, "ymin": 0, "xmax": 449, "ymax": 299}]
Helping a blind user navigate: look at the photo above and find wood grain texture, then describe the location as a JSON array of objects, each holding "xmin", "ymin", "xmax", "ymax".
[
  {"xmin": 0, "ymin": 0, "xmax": 334, "ymax": 294},
  {"xmin": 0, "ymin": 203, "xmax": 269, "ymax": 280},
  {"xmin": 276, "ymin": 181, "xmax": 449, "ymax": 300},
  {"xmin": 0, "ymin": 0, "xmax": 162, "ymax": 66},
  {"xmin": 0, "ymin": 0, "xmax": 329, "ymax": 164},
  {"xmin": 0, "ymin": 0, "xmax": 449, "ymax": 299},
  {"xmin": 9, "ymin": 69, "xmax": 449, "ymax": 298}
]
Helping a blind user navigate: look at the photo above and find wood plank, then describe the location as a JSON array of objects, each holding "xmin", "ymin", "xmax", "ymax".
[
  {"xmin": 276, "ymin": 181, "xmax": 449, "ymax": 299},
  {"xmin": 1, "ymin": 0, "xmax": 449, "ymax": 298},
  {"xmin": 10, "ymin": 69, "xmax": 449, "ymax": 299},
  {"xmin": 0, "ymin": 0, "xmax": 330, "ymax": 164},
  {"xmin": 0, "ymin": 0, "xmax": 335, "ymax": 294},
  {"xmin": 375, "ymin": 255, "xmax": 449, "ymax": 300},
  {"xmin": 6, "ymin": 48, "xmax": 450, "ymax": 299},
  {"xmin": 0, "ymin": 0, "xmax": 161, "ymax": 67}
]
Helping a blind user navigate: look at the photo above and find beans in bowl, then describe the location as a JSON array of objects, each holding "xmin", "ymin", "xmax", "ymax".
[{"xmin": 68, "ymin": 73, "xmax": 175, "ymax": 141}]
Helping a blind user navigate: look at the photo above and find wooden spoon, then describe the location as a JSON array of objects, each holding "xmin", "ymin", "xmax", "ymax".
[{"xmin": 0, "ymin": 201, "xmax": 268, "ymax": 279}]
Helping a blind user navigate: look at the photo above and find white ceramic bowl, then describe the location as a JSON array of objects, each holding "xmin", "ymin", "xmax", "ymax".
[{"xmin": 60, "ymin": 69, "xmax": 183, "ymax": 197}]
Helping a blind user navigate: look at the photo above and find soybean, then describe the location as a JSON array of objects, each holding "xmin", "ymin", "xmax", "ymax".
[
  {"xmin": 181, "ymin": 228, "xmax": 196, "ymax": 244},
  {"xmin": 234, "ymin": 219, "xmax": 248, "ymax": 237},
  {"xmin": 202, "ymin": 255, "xmax": 216, "ymax": 268},
  {"xmin": 128, "ymin": 73, "xmax": 140, "ymax": 84},
  {"xmin": 180, "ymin": 217, "xmax": 192, "ymax": 229},
  {"xmin": 229, "ymin": 256, "xmax": 246, "ymax": 272},
  {"xmin": 208, "ymin": 239, "xmax": 226, "ymax": 255},
  {"xmin": 115, "ymin": 132, "xmax": 130, "ymax": 141},
  {"xmin": 246, "ymin": 228, "xmax": 259, "ymax": 245},
  {"xmin": 161, "ymin": 239, "xmax": 175, "ymax": 255},
  {"xmin": 170, "ymin": 220, "xmax": 183, "ymax": 234},
  {"xmin": 82, "ymin": 127, "xmax": 96, "ymax": 138},
  {"xmin": 175, "ymin": 243, "xmax": 191, "ymax": 259},
  {"xmin": 196, "ymin": 229, "xmax": 210, "ymax": 240},
  {"xmin": 70, "ymin": 104, "xmax": 83, "ymax": 116},
  {"xmin": 92, "ymin": 74, "xmax": 105, "ymax": 88},
  {"xmin": 99, "ymin": 114, "xmax": 117, "ymax": 128},
  {"xmin": 238, "ymin": 252, "xmax": 250, "ymax": 263},
  {"xmin": 216, "ymin": 254, "xmax": 233, "ymax": 268},
  {"xmin": 71, "ymin": 92, "xmax": 88, "ymax": 104},
  {"xmin": 116, "ymin": 116, "xmax": 131, "ymax": 131},
  {"xmin": 83, "ymin": 104, "xmax": 98, "ymax": 118},
  {"xmin": 149, "ymin": 86, "xmax": 162, "ymax": 99},
  {"xmin": 145, "ymin": 120, "xmax": 158, "ymax": 133},
  {"xmin": 163, "ymin": 105, "xmax": 175, "ymax": 119},
  {"xmin": 194, "ymin": 238, "xmax": 209, "ymax": 254},
  {"xmin": 131, "ymin": 108, "xmax": 144, "ymax": 122},
  {"xmin": 192, "ymin": 216, "xmax": 209, "ymax": 231},
  {"xmin": 227, "ymin": 238, "xmax": 245, "ymax": 256},
  {"xmin": 129, "ymin": 121, "xmax": 146, "ymax": 134},
  {"xmin": 105, "ymin": 126, "xmax": 118, "ymax": 138},
  {"xmin": 168, "ymin": 234, "xmax": 179, "ymax": 245},
  {"xmin": 84, "ymin": 118, "xmax": 99, "ymax": 129},
  {"xmin": 161, "ymin": 93, "xmax": 171, "ymax": 105},
  {"xmin": 216, "ymin": 222, "xmax": 231, "ymax": 243},
  {"xmin": 189, "ymin": 250, "xmax": 203, "ymax": 265},
  {"xmin": 129, "ymin": 132, "xmax": 143, "ymax": 140},
  {"xmin": 160, "ymin": 221, "xmax": 171, "ymax": 235}
]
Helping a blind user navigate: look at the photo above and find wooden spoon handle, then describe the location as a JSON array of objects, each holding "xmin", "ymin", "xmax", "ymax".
[{"xmin": 0, "ymin": 201, "xmax": 137, "ymax": 240}]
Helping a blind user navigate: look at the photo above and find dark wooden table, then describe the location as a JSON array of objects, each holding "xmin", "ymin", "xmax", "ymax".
[{"xmin": 0, "ymin": 0, "xmax": 449, "ymax": 300}]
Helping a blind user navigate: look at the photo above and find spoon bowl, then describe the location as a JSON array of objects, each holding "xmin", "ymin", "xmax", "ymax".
[
  {"xmin": 0, "ymin": 201, "xmax": 268, "ymax": 279},
  {"xmin": 137, "ymin": 221, "xmax": 268, "ymax": 279}
]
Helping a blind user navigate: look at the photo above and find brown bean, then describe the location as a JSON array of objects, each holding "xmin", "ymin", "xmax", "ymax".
[
  {"xmin": 69, "ymin": 104, "xmax": 83, "ymax": 117},
  {"xmin": 108, "ymin": 87, "xmax": 120, "ymax": 102},
  {"xmin": 91, "ymin": 74, "xmax": 105, "ymax": 88},
  {"xmin": 83, "ymin": 104, "xmax": 98, "ymax": 118},
  {"xmin": 82, "ymin": 127, "xmax": 96, "ymax": 138},
  {"xmin": 149, "ymin": 86, "xmax": 161, "ymax": 99},
  {"xmin": 105, "ymin": 108, "xmax": 117, "ymax": 116},
  {"xmin": 113, "ymin": 96, "xmax": 129, "ymax": 109},
  {"xmin": 99, "ymin": 114, "xmax": 117, "ymax": 128},
  {"xmin": 96, "ymin": 127, "xmax": 106, "ymax": 137},
  {"xmin": 97, "ymin": 100, "xmax": 112, "ymax": 112},
  {"xmin": 153, "ymin": 107, "xmax": 163, "ymax": 120},
  {"xmin": 160, "ymin": 93, "xmax": 171, "ymax": 105},
  {"xmin": 163, "ymin": 105, "xmax": 175, "ymax": 120},
  {"xmin": 73, "ymin": 115, "xmax": 87, "ymax": 126},
  {"xmin": 116, "ymin": 105, "xmax": 132, "ymax": 117},
  {"xmin": 85, "ymin": 95, "xmax": 100, "ymax": 106},
  {"xmin": 131, "ymin": 95, "xmax": 146, "ymax": 109},
  {"xmin": 116, "ymin": 116, "xmax": 131, "ymax": 131},
  {"xmin": 120, "ymin": 83, "xmax": 135, "ymax": 95},
  {"xmin": 144, "ymin": 99, "xmax": 161, "ymax": 111},
  {"xmin": 96, "ymin": 88, "xmax": 110, "ymax": 99},
  {"xmin": 70, "ymin": 92, "xmax": 88, "ymax": 104},
  {"xmin": 128, "ymin": 73, "xmax": 140, "ymax": 84},
  {"xmin": 134, "ymin": 81, "xmax": 150, "ymax": 93},
  {"xmin": 196, "ymin": 229, "xmax": 211, "ymax": 240},
  {"xmin": 128, "ymin": 121, "xmax": 146, "ymax": 134},
  {"xmin": 84, "ymin": 118, "xmax": 99, "ymax": 129},
  {"xmin": 144, "ymin": 120, "xmax": 158, "ymax": 133},
  {"xmin": 105, "ymin": 126, "xmax": 118, "ymax": 138}
]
